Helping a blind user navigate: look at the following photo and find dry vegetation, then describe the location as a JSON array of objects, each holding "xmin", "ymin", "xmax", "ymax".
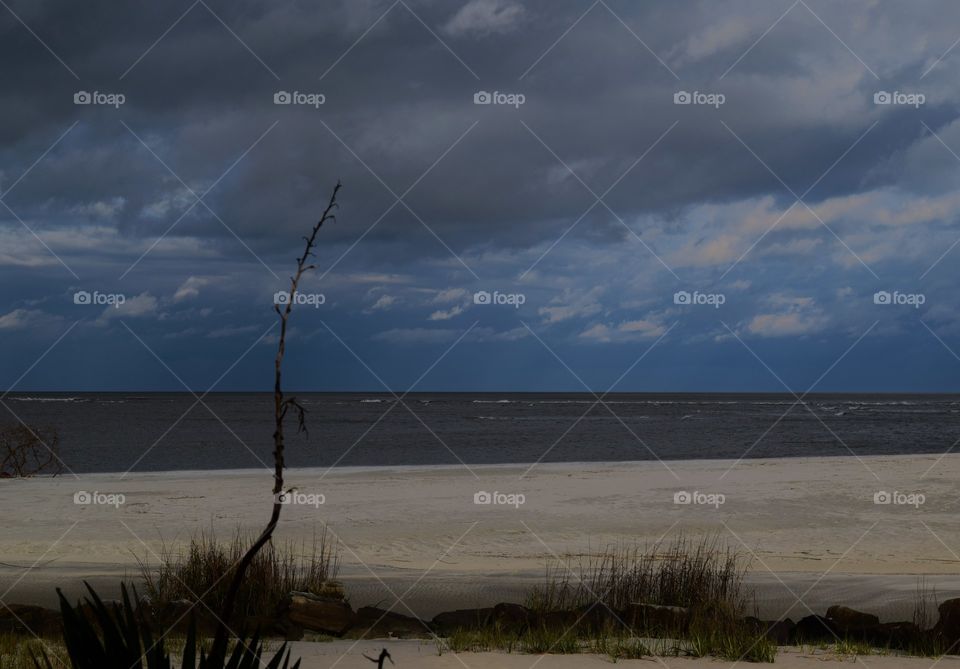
[
  {"xmin": 138, "ymin": 526, "xmax": 340, "ymax": 624},
  {"xmin": 0, "ymin": 424, "xmax": 63, "ymax": 478}
]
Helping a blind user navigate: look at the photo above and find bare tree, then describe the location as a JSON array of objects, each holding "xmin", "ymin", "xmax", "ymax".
[
  {"xmin": 208, "ymin": 181, "xmax": 342, "ymax": 663},
  {"xmin": 0, "ymin": 424, "xmax": 63, "ymax": 478}
]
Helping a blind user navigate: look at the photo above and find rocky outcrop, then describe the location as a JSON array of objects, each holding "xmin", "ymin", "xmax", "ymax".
[
  {"xmin": 280, "ymin": 592, "xmax": 355, "ymax": 637},
  {"xmin": 826, "ymin": 605, "xmax": 880, "ymax": 633},
  {"xmin": 744, "ymin": 616, "xmax": 795, "ymax": 644},
  {"xmin": 348, "ymin": 606, "xmax": 430, "ymax": 638},
  {"xmin": 792, "ymin": 614, "xmax": 836, "ymax": 643},
  {"xmin": 431, "ymin": 608, "xmax": 493, "ymax": 635},
  {"xmin": 935, "ymin": 598, "xmax": 960, "ymax": 648}
]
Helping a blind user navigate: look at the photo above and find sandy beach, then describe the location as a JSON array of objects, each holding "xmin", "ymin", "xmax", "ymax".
[
  {"xmin": 287, "ymin": 639, "xmax": 960, "ymax": 668},
  {"xmin": 2, "ymin": 454, "xmax": 958, "ymax": 623}
]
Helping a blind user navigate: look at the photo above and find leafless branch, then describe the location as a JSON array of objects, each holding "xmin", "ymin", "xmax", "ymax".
[{"xmin": 208, "ymin": 181, "xmax": 341, "ymax": 662}]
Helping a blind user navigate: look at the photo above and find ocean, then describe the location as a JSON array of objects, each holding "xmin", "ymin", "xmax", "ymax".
[{"xmin": 3, "ymin": 392, "xmax": 959, "ymax": 473}]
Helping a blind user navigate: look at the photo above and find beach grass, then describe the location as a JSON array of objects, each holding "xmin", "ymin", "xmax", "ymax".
[
  {"xmin": 138, "ymin": 525, "xmax": 339, "ymax": 625},
  {"xmin": 440, "ymin": 536, "xmax": 778, "ymax": 662},
  {"xmin": 526, "ymin": 534, "xmax": 746, "ymax": 613}
]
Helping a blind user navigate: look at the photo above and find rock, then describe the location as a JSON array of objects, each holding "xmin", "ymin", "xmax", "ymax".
[
  {"xmin": 0, "ymin": 604, "xmax": 61, "ymax": 636},
  {"xmin": 744, "ymin": 616, "xmax": 794, "ymax": 645},
  {"xmin": 491, "ymin": 603, "xmax": 531, "ymax": 632},
  {"xmin": 792, "ymin": 614, "xmax": 836, "ymax": 643},
  {"xmin": 349, "ymin": 607, "xmax": 430, "ymax": 638},
  {"xmin": 538, "ymin": 609, "xmax": 579, "ymax": 632},
  {"xmin": 313, "ymin": 581, "xmax": 347, "ymax": 601},
  {"xmin": 936, "ymin": 598, "xmax": 960, "ymax": 645},
  {"xmin": 621, "ymin": 603, "xmax": 690, "ymax": 634},
  {"xmin": 869, "ymin": 621, "xmax": 921, "ymax": 649},
  {"xmin": 431, "ymin": 608, "xmax": 493, "ymax": 635},
  {"xmin": 826, "ymin": 605, "xmax": 880, "ymax": 632},
  {"xmin": 282, "ymin": 592, "xmax": 355, "ymax": 636},
  {"xmin": 573, "ymin": 604, "xmax": 621, "ymax": 634}
]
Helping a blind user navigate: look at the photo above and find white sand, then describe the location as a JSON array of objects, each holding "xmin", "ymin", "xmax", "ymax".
[
  {"xmin": 1, "ymin": 455, "xmax": 958, "ymax": 621},
  {"xmin": 289, "ymin": 639, "xmax": 960, "ymax": 668}
]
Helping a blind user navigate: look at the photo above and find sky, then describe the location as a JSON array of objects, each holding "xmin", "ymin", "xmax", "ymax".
[{"xmin": 2, "ymin": 0, "xmax": 960, "ymax": 393}]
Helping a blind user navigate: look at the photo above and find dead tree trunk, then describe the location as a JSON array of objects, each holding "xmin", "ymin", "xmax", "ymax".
[{"xmin": 208, "ymin": 181, "xmax": 341, "ymax": 663}]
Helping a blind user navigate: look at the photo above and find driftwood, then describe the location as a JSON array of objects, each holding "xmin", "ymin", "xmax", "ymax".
[
  {"xmin": 208, "ymin": 181, "xmax": 342, "ymax": 663},
  {"xmin": 0, "ymin": 423, "xmax": 63, "ymax": 477}
]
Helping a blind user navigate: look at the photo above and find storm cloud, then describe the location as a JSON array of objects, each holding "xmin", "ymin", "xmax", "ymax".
[{"xmin": 2, "ymin": 0, "xmax": 960, "ymax": 392}]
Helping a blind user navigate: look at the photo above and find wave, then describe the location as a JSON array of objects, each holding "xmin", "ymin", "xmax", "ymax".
[{"xmin": 9, "ymin": 396, "xmax": 86, "ymax": 403}]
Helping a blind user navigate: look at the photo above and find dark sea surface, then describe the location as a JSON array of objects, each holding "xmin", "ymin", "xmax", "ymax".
[{"xmin": 4, "ymin": 392, "xmax": 959, "ymax": 473}]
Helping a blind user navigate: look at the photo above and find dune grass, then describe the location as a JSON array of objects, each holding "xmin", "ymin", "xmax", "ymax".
[
  {"xmin": 527, "ymin": 534, "xmax": 746, "ymax": 613},
  {"xmin": 137, "ymin": 525, "xmax": 339, "ymax": 625},
  {"xmin": 441, "ymin": 535, "xmax": 776, "ymax": 662}
]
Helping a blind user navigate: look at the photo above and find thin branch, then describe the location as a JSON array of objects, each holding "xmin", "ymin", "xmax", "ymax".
[{"xmin": 208, "ymin": 181, "xmax": 341, "ymax": 662}]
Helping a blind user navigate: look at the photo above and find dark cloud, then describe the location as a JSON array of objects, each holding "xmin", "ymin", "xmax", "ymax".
[{"xmin": 2, "ymin": 0, "xmax": 960, "ymax": 391}]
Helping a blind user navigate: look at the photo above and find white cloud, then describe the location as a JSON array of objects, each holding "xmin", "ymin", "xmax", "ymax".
[
  {"xmin": 743, "ymin": 295, "xmax": 828, "ymax": 337},
  {"xmin": 431, "ymin": 287, "xmax": 468, "ymax": 304},
  {"xmin": 429, "ymin": 304, "xmax": 463, "ymax": 321},
  {"xmin": 443, "ymin": 0, "xmax": 524, "ymax": 36},
  {"xmin": 579, "ymin": 318, "xmax": 667, "ymax": 343},
  {"xmin": 70, "ymin": 197, "xmax": 126, "ymax": 219},
  {"xmin": 369, "ymin": 294, "xmax": 398, "ymax": 311},
  {"xmin": 173, "ymin": 276, "xmax": 208, "ymax": 302},
  {"xmin": 96, "ymin": 292, "xmax": 159, "ymax": 325},
  {"xmin": 538, "ymin": 287, "xmax": 604, "ymax": 324},
  {"xmin": 0, "ymin": 309, "xmax": 58, "ymax": 331}
]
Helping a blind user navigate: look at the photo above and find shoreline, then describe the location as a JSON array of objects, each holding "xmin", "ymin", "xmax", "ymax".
[{"xmin": 23, "ymin": 450, "xmax": 954, "ymax": 478}]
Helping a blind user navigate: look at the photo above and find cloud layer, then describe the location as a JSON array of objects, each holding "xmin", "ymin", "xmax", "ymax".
[{"xmin": 2, "ymin": 0, "xmax": 960, "ymax": 392}]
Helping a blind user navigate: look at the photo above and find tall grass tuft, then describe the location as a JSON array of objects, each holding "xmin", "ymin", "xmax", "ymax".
[
  {"xmin": 139, "ymin": 526, "xmax": 339, "ymax": 625},
  {"xmin": 527, "ymin": 534, "xmax": 747, "ymax": 614}
]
